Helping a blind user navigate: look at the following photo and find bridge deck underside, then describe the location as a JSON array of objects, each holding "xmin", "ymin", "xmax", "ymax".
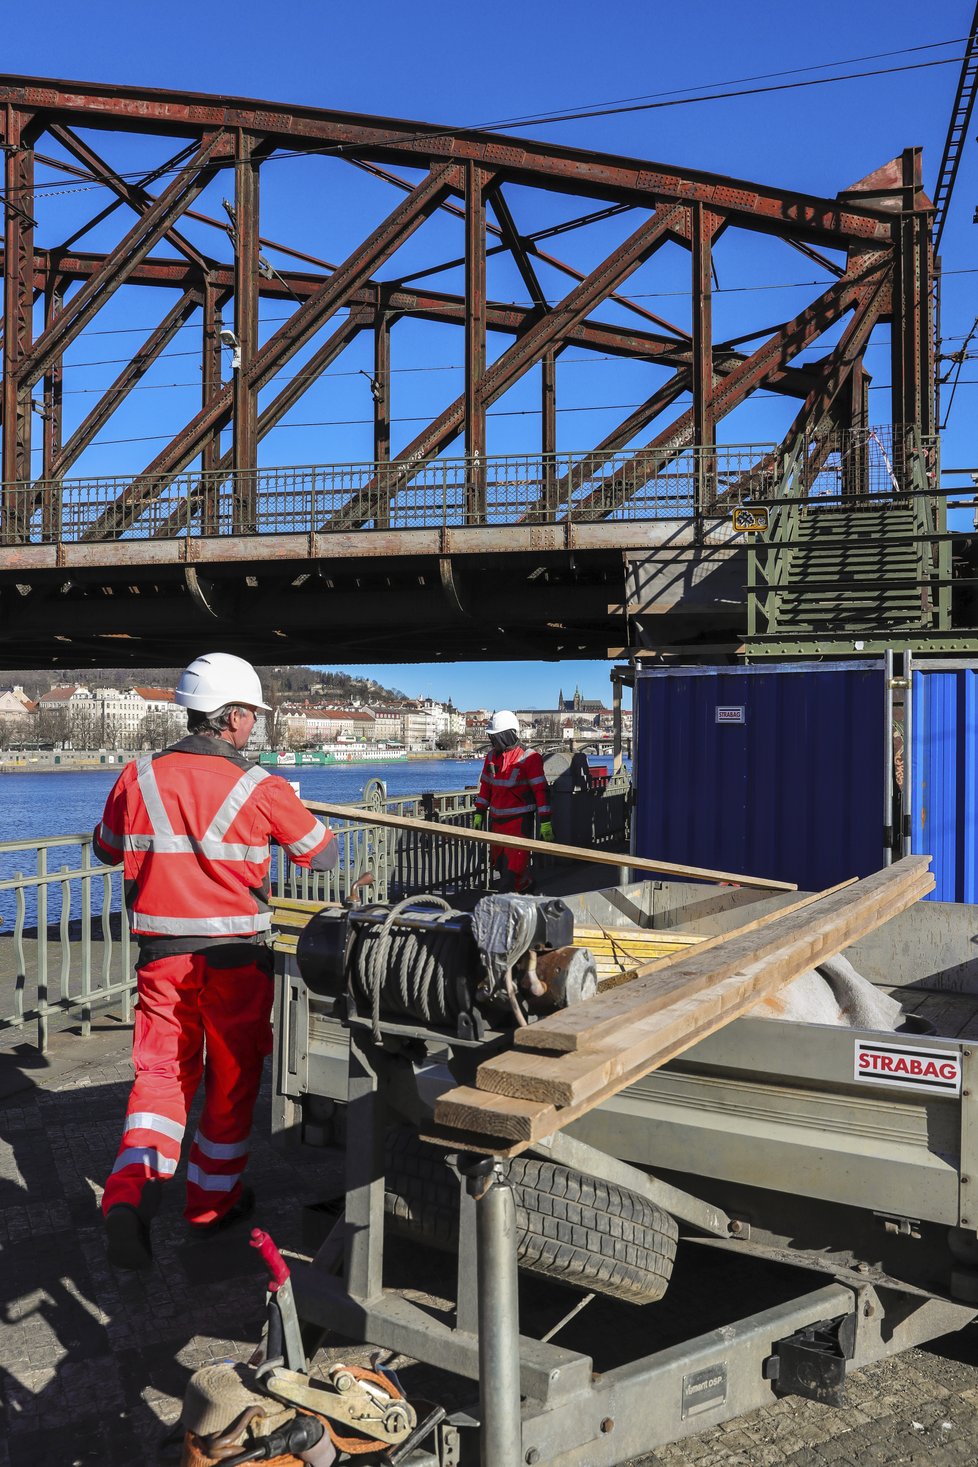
[{"xmin": 0, "ymin": 533, "xmax": 754, "ymax": 666}]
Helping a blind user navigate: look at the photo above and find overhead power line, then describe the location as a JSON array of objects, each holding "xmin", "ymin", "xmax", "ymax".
[{"xmin": 28, "ymin": 379, "xmax": 978, "ymax": 457}]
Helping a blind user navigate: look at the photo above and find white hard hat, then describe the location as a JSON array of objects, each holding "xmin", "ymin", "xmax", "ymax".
[
  {"xmin": 174, "ymin": 653, "xmax": 271, "ymax": 713},
  {"xmin": 486, "ymin": 709, "xmax": 519, "ymax": 738}
]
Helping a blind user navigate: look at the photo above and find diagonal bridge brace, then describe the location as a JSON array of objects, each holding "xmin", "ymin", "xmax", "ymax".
[
  {"xmin": 19, "ymin": 130, "xmax": 231, "ymax": 392},
  {"xmin": 321, "ymin": 201, "xmax": 688, "ymax": 531},
  {"xmin": 150, "ymin": 307, "xmax": 373, "ymax": 539},
  {"xmin": 80, "ymin": 162, "xmax": 462, "ymax": 541},
  {"xmin": 763, "ymin": 254, "xmax": 893, "ymax": 492},
  {"xmin": 564, "ymin": 253, "xmax": 893, "ymax": 521},
  {"xmin": 47, "ymin": 123, "xmax": 214, "ymax": 273},
  {"xmin": 520, "ymin": 338, "xmax": 822, "ymax": 522},
  {"xmin": 47, "ymin": 288, "xmax": 204, "ymax": 485}
]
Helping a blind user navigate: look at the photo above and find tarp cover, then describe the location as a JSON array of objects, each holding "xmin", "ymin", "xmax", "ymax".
[{"xmin": 755, "ymin": 954, "xmax": 903, "ymax": 1030}]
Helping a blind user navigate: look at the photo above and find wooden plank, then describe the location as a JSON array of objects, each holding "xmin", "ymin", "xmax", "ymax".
[
  {"xmin": 441, "ymin": 965, "xmax": 768, "ymax": 1141},
  {"xmin": 436, "ymin": 888, "xmax": 935, "ymax": 1153},
  {"xmin": 431, "ymin": 860, "xmax": 934, "ymax": 1150},
  {"xmin": 428, "ymin": 1087, "xmax": 549, "ymax": 1140},
  {"xmin": 514, "ymin": 879, "xmax": 858, "ymax": 1052},
  {"xmin": 269, "ymin": 895, "xmax": 341, "ymax": 915},
  {"xmin": 510, "ymin": 864, "xmax": 926, "ymax": 1055},
  {"xmin": 303, "ymin": 798, "xmax": 796, "ymax": 892},
  {"xmin": 573, "ymin": 927, "xmax": 705, "ymax": 947},
  {"xmin": 475, "ymin": 871, "xmax": 934, "ymax": 1110}
]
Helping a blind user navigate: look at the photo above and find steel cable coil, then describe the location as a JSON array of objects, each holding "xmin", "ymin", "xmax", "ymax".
[{"xmin": 344, "ymin": 896, "xmax": 474, "ymax": 1039}]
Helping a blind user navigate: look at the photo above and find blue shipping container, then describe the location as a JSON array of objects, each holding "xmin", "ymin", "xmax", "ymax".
[
  {"xmin": 910, "ymin": 668, "xmax": 978, "ymax": 902},
  {"xmin": 634, "ymin": 663, "xmax": 886, "ymax": 891}
]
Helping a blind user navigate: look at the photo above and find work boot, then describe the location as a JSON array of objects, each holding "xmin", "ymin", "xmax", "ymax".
[
  {"xmin": 105, "ymin": 1179, "xmax": 162, "ymax": 1272},
  {"xmin": 188, "ymin": 1185, "xmax": 255, "ymax": 1239}
]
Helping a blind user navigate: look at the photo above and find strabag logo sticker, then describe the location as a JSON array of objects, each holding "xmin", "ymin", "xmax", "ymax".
[
  {"xmin": 715, "ymin": 706, "xmax": 745, "ymax": 725},
  {"xmin": 854, "ymin": 1040, "xmax": 961, "ymax": 1095}
]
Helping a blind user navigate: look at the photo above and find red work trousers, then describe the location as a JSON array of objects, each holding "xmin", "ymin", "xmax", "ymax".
[
  {"xmin": 489, "ymin": 813, "xmax": 533, "ymax": 891},
  {"xmin": 101, "ymin": 951, "xmax": 274, "ymax": 1227}
]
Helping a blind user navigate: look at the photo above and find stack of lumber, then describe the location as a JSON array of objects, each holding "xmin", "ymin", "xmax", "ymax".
[
  {"xmin": 427, "ymin": 858, "xmax": 934, "ymax": 1159},
  {"xmin": 268, "ymin": 894, "xmax": 340, "ymax": 956},
  {"xmin": 572, "ymin": 925, "xmax": 706, "ymax": 986}
]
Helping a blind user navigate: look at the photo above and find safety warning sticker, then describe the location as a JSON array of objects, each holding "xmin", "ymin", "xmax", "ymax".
[{"xmin": 854, "ymin": 1040, "xmax": 962, "ymax": 1095}]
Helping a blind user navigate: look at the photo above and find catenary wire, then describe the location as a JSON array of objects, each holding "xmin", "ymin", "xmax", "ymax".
[
  {"xmin": 25, "ymin": 265, "xmax": 978, "ymax": 348},
  {"xmin": 27, "ymin": 381, "xmax": 978, "ymax": 455}
]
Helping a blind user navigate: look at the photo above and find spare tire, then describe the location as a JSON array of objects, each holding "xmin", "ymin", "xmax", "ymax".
[{"xmin": 383, "ymin": 1126, "xmax": 677, "ymax": 1305}]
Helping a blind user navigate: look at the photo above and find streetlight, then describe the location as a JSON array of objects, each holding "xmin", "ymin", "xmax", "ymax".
[{"xmin": 220, "ymin": 328, "xmax": 241, "ymax": 371}]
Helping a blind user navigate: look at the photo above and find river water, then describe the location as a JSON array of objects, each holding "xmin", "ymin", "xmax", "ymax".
[{"xmin": 0, "ymin": 756, "xmax": 485, "ymax": 930}]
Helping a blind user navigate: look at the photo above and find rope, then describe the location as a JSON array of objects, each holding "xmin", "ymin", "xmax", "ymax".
[{"xmin": 354, "ymin": 896, "xmax": 460, "ymax": 1041}]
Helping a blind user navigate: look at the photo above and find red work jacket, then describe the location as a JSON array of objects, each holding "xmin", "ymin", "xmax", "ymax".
[
  {"xmin": 93, "ymin": 736, "xmax": 335, "ymax": 940},
  {"xmin": 475, "ymin": 744, "xmax": 551, "ymax": 828}
]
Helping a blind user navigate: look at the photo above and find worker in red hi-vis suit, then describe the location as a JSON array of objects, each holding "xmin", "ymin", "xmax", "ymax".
[
  {"xmin": 473, "ymin": 710, "xmax": 554, "ymax": 892},
  {"xmin": 94, "ymin": 653, "xmax": 337, "ymax": 1271}
]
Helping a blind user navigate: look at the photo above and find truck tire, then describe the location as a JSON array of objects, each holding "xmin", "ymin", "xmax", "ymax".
[{"xmin": 383, "ymin": 1126, "xmax": 677, "ymax": 1305}]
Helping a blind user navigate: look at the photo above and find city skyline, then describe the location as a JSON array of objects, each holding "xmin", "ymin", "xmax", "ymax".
[{"xmin": 314, "ymin": 660, "xmax": 629, "ymax": 711}]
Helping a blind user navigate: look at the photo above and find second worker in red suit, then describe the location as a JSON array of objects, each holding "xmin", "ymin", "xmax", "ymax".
[
  {"xmin": 473, "ymin": 710, "xmax": 554, "ymax": 892},
  {"xmin": 93, "ymin": 652, "xmax": 338, "ymax": 1271}
]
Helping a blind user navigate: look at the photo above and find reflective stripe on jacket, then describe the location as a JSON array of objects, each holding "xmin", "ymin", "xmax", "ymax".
[
  {"xmin": 475, "ymin": 744, "xmax": 551, "ymax": 824},
  {"xmin": 93, "ymin": 736, "xmax": 335, "ymax": 939}
]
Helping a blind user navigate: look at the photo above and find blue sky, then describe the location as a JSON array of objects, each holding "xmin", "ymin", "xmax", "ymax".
[{"xmin": 5, "ymin": 1, "xmax": 976, "ymax": 709}]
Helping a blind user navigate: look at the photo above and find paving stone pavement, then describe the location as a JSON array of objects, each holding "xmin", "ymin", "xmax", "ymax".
[{"xmin": 3, "ymin": 1020, "xmax": 978, "ymax": 1467}]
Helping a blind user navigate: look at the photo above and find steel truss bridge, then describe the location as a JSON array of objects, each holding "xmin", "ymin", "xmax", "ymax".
[{"xmin": 0, "ymin": 76, "xmax": 946, "ymax": 666}]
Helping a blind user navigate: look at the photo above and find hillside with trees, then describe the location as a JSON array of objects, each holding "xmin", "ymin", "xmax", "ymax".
[{"xmin": 0, "ymin": 666, "xmax": 408, "ymax": 704}]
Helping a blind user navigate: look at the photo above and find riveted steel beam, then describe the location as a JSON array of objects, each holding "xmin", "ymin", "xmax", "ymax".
[
  {"xmin": 373, "ymin": 309, "xmax": 391, "ymax": 524},
  {"xmin": 786, "ymin": 258, "xmax": 892, "ymax": 450},
  {"xmin": 6, "ymin": 244, "xmax": 818, "ymax": 391},
  {"xmin": 0, "ymin": 75, "xmax": 896, "ymax": 243},
  {"xmin": 232, "ymin": 130, "xmax": 262, "ymax": 532},
  {"xmin": 731, "ymin": 258, "xmax": 893, "ymax": 500},
  {"xmin": 690, "ymin": 203, "xmax": 721, "ymax": 512},
  {"xmin": 2, "ymin": 105, "xmax": 37, "ymax": 522},
  {"xmin": 489, "ymin": 184, "xmax": 548, "ymax": 312},
  {"xmin": 890, "ymin": 148, "xmax": 936, "ymax": 445},
  {"xmin": 465, "ymin": 162, "xmax": 491, "ymax": 520},
  {"xmin": 151, "ymin": 308, "xmax": 372, "ymax": 539},
  {"xmin": 47, "ymin": 123, "xmax": 212, "ymax": 272},
  {"xmin": 40, "ymin": 279, "xmax": 63, "ymax": 521},
  {"xmin": 201, "ymin": 278, "xmax": 228, "ymax": 535}
]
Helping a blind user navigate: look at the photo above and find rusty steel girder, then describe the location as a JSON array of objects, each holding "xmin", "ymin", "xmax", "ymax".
[{"xmin": 0, "ymin": 75, "xmax": 935, "ymax": 546}]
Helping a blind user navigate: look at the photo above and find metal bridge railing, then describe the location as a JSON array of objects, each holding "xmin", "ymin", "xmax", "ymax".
[
  {"xmin": 1, "ymin": 446, "xmax": 777, "ymax": 544},
  {"xmin": 277, "ymin": 785, "xmax": 486, "ymax": 908},
  {"xmin": 0, "ymin": 834, "xmax": 136, "ymax": 1055},
  {"xmin": 0, "ymin": 785, "xmax": 483, "ymax": 1054}
]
